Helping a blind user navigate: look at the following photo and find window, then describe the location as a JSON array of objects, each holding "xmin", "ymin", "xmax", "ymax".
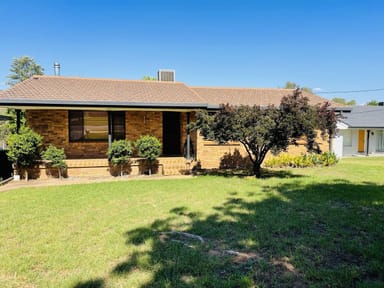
[
  {"xmin": 69, "ymin": 111, "xmax": 125, "ymax": 142},
  {"xmin": 110, "ymin": 111, "xmax": 125, "ymax": 140},
  {"xmin": 376, "ymin": 130, "xmax": 384, "ymax": 152},
  {"xmin": 343, "ymin": 130, "xmax": 352, "ymax": 147}
]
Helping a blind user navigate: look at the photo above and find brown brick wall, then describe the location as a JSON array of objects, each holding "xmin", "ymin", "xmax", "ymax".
[
  {"xmin": 195, "ymin": 131, "xmax": 330, "ymax": 169},
  {"xmin": 26, "ymin": 110, "xmax": 108, "ymax": 158},
  {"xmin": 125, "ymin": 111, "xmax": 163, "ymax": 144},
  {"xmin": 25, "ymin": 109, "xmax": 329, "ymax": 175},
  {"xmin": 26, "ymin": 110, "xmax": 191, "ymax": 159}
]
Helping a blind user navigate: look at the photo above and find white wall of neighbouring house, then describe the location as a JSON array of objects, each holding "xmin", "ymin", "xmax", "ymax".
[
  {"xmin": 336, "ymin": 128, "xmax": 384, "ymax": 157},
  {"xmin": 332, "ymin": 135, "xmax": 343, "ymax": 158},
  {"xmin": 339, "ymin": 129, "xmax": 358, "ymax": 156}
]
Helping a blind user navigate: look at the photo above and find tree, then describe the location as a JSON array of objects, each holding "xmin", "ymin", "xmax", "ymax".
[
  {"xmin": 107, "ymin": 140, "xmax": 133, "ymax": 176},
  {"xmin": 192, "ymin": 89, "xmax": 336, "ymax": 178},
  {"xmin": 332, "ymin": 97, "xmax": 356, "ymax": 106},
  {"xmin": 41, "ymin": 145, "xmax": 67, "ymax": 179},
  {"xmin": 142, "ymin": 75, "xmax": 157, "ymax": 81},
  {"xmin": 135, "ymin": 135, "xmax": 161, "ymax": 175},
  {"xmin": 366, "ymin": 100, "xmax": 379, "ymax": 106},
  {"xmin": 6, "ymin": 127, "xmax": 42, "ymax": 180},
  {"xmin": 284, "ymin": 81, "xmax": 313, "ymax": 94},
  {"xmin": 7, "ymin": 56, "xmax": 44, "ymax": 86}
]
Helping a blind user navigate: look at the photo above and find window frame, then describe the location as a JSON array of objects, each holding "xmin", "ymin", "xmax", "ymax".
[{"xmin": 68, "ymin": 110, "xmax": 125, "ymax": 142}]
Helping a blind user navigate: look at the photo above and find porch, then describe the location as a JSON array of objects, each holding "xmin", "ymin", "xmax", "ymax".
[{"xmin": 25, "ymin": 157, "xmax": 194, "ymax": 180}]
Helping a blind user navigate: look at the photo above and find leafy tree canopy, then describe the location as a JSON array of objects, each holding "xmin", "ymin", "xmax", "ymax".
[
  {"xmin": 332, "ymin": 97, "xmax": 356, "ymax": 106},
  {"xmin": 192, "ymin": 89, "xmax": 336, "ymax": 178},
  {"xmin": 366, "ymin": 100, "xmax": 379, "ymax": 106},
  {"xmin": 7, "ymin": 56, "xmax": 44, "ymax": 86},
  {"xmin": 142, "ymin": 75, "xmax": 157, "ymax": 81},
  {"xmin": 284, "ymin": 81, "xmax": 313, "ymax": 94}
]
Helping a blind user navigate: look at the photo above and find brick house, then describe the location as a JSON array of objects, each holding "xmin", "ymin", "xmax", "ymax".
[{"xmin": 0, "ymin": 75, "xmax": 331, "ymax": 178}]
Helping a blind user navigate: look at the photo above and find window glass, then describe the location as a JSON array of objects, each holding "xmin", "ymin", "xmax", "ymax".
[
  {"xmin": 69, "ymin": 111, "xmax": 109, "ymax": 141},
  {"xmin": 376, "ymin": 130, "xmax": 384, "ymax": 152},
  {"xmin": 83, "ymin": 111, "xmax": 108, "ymax": 140},
  {"xmin": 69, "ymin": 111, "xmax": 83, "ymax": 141},
  {"xmin": 343, "ymin": 130, "xmax": 352, "ymax": 147},
  {"xmin": 111, "ymin": 112, "xmax": 125, "ymax": 140}
]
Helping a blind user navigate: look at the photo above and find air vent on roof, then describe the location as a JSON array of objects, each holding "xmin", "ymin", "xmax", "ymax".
[
  {"xmin": 54, "ymin": 62, "xmax": 61, "ymax": 76},
  {"xmin": 157, "ymin": 69, "xmax": 175, "ymax": 82}
]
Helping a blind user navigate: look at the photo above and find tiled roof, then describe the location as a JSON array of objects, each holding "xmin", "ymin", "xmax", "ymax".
[
  {"xmin": 336, "ymin": 106, "xmax": 384, "ymax": 128},
  {"xmin": 0, "ymin": 76, "xmax": 207, "ymax": 108},
  {"xmin": 191, "ymin": 86, "xmax": 332, "ymax": 107},
  {"xmin": 0, "ymin": 75, "xmax": 334, "ymax": 109}
]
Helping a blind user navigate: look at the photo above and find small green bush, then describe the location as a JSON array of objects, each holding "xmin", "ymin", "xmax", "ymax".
[
  {"xmin": 41, "ymin": 145, "xmax": 67, "ymax": 179},
  {"xmin": 135, "ymin": 135, "xmax": 161, "ymax": 175},
  {"xmin": 264, "ymin": 152, "xmax": 338, "ymax": 168},
  {"xmin": 7, "ymin": 127, "xmax": 42, "ymax": 179},
  {"xmin": 107, "ymin": 140, "xmax": 133, "ymax": 176}
]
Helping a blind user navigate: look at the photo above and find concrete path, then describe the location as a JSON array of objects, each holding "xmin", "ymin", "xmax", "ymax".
[{"xmin": 0, "ymin": 174, "xmax": 194, "ymax": 192}]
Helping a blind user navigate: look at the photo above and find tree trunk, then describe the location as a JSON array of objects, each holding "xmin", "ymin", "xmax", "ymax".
[{"xmin": 253, "ymin": 162, "xmax": 261, "ymax": 178}]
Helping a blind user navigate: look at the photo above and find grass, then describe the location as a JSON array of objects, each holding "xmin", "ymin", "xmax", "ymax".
[{"xmin": 0, "ymin": 157, "xmax": 383, "ymax": 287}]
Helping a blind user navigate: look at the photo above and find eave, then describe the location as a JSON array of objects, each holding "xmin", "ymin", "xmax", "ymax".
[{"xmin": 0, "ymin": 99, "xmax": 210, "ymax": 112}]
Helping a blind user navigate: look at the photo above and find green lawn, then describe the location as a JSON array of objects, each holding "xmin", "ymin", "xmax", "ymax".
[{"xmin": 1, "ymin": 158, "xmax": 383, "ymax": 287}]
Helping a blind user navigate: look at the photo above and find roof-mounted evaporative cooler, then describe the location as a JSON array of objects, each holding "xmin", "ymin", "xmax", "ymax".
[{"xmin": 157, "ymin": 69, "xmax": 175, "ymax": 82}]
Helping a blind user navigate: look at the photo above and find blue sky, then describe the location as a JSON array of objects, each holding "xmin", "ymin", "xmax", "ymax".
[{"xmin": 1, "ymin": 0, "xmax": 383, "ymax": 104}]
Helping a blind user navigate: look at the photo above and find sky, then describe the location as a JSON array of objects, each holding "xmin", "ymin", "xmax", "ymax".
[{"xmin": 0, "ymin": 0, "xmax": 383, "ymax": 104}]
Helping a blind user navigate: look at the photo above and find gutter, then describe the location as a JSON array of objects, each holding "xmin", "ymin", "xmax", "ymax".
[{"xmin": 0, "ymin": 99, "xmax": 209, "ymax": 110}]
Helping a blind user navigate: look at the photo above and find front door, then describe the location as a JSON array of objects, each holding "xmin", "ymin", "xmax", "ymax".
[
  {"xmin": 358, "ymin": 130, "xmax": 365, "ymax": 153},
  {"xmin": 162, "ymin": 112, "xmax": 181, "ymax": 156}
]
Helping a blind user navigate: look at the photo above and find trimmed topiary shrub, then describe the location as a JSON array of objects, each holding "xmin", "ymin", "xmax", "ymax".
[
  {"xmin": 107, "ymin": 139, "xmax": 133, "ymax": 176},
  {"xmin": 41, "ymin": 144, "xmax": 67, "ymax": 179},
  {"xmin": 135, "ymin": 135, "xmax": 161, "ymax": 175},
  {"xmin": 7, "ymin": 127, "xmax": 42, "ymax": 180}
]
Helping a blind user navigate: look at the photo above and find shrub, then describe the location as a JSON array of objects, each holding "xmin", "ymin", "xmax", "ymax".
[
  {"xmin": 264, "ymin": 152, "xmax": 338, "ymax": 168},
  {"xmin": 135, "ymin": 135, "xmax": 161, "ymax": 175},
  {"xmin": 107, "ymin": 140, "xmax": 133, "ymax": 176},
  {"xmin": 41, "ymin": 145, "xmax": 67, "ymax": 179},
  {"xmin": 7, "ymin": 127, "xmax": 42, "ymax": 180}
]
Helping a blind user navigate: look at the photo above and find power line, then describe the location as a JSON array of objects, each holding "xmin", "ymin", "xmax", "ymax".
[{"xmin": 317, "ymin": 88, "xmax": 384, "ymax": 94}]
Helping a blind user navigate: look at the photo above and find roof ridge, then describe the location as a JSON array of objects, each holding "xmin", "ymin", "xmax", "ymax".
[
  {"xmin": 191, "ymin": 86, "xmax": 295, "ymax": 91},
  {"xmin": 32, "ymin": 75, "xmax": 185, "ymax": 85}
]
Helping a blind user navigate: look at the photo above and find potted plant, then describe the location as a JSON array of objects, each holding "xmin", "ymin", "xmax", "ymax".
[
  {"xmin": 107, "ymin": 139, "xmax": 133, "ymax": 176},
  {"xmin": 135, "ymin": 135, "xmax": 161, "ymax": 175},
  {"xmin": 6, "ymin": 127, "xmax": 42, "ymax": 181},
  {"xmin": 41, "ymin": 144, "xmax": 67, "ymax": 179}
]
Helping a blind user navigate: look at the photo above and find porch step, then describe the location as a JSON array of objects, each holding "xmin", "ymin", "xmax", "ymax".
[
  {"xmin": 64, "ymin": 157, "xmax": 191, "ymax": 177},
  {"xmin": 158, "ymin": 157, "xmax": 192, "ymax": 176}
]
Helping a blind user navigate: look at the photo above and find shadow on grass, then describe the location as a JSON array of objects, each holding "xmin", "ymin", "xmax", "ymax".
[
  {"xmin": 194, "ymin": 167, "xmax": 304, "ymax": 179},
  {"xmin": 75, "ymin": 180, "xmax": 384, "ymax": 287},
  {"xmin": 73, "ymin": 278, "xmax": 104, "ymax": 288}
]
